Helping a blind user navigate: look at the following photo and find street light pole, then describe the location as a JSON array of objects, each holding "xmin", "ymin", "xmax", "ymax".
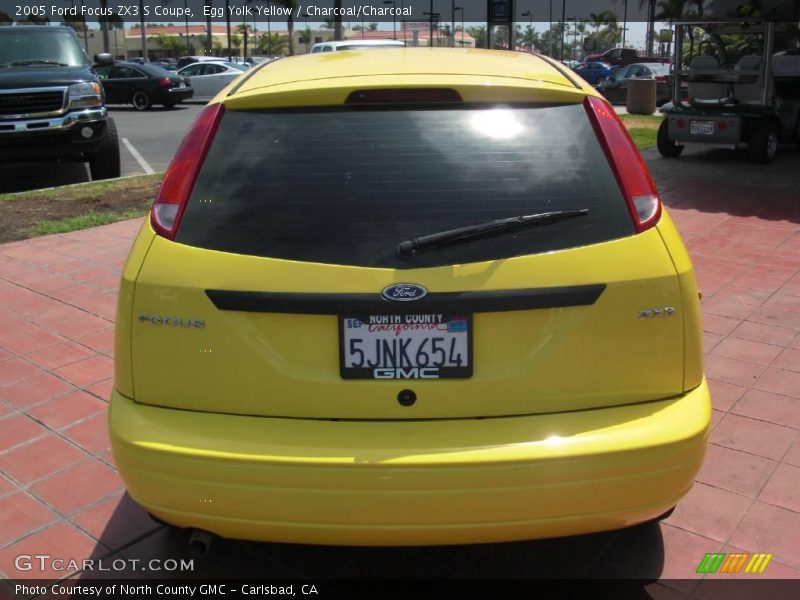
[
  {"xmin": 622, "ymin": 0, "xmax": 628, "ymax": 48},
  {"xmin": 451, "ymin": 0, "xmax": 455, "ymax": 47},
  {"xmin": 521, "ymin": 10, "xmax": 532, "ymax": 53},
  {"xmin": 225, "ymin": 0, "xmax": 232, "ymax": 59},
  {"xmin": 384, "ymin": 1, "xmax": 397, "ymax": 40},
  {"xmin": 560, "ymin": 0, "xmax": 566, "ymax": 62},
  {"xmin": 423, "ymin": 11, "xmax": 439, "ymax": 47},
  {"xmin": 184, "ymin": 0, "xmax": 190, "ymax": 54},
  {"xmin": 454, "ymin": 6, "xmax": 463, "ymax": 46},
  {"xmin": 429, "ymin": 0, "xmax": 434, "ymax": 44}
]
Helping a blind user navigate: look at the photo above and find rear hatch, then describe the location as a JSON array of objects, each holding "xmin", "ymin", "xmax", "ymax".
[{"xmin": 126, "ymin": 92, "xmax": 686, "ymax": 420}]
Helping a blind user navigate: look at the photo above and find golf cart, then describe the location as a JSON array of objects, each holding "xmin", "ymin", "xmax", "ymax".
[{"xmin": 658, "ymin": 20, "xmax": 800, "ymax": 162}]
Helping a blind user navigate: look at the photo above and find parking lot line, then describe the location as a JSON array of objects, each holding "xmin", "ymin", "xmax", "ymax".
[{"xmin": 121, "ymin": 137, "xmax": 155, "ymax": 175}]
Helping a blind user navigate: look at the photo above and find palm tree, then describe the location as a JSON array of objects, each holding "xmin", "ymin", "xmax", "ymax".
[
  {"xmin": 299, "ymin": 27, "xmax": 313, "ymax": 53},
  {"xmin": 516, "ymin": 25, "xmax": 539, "ymax": 53},
  {"xmin": 204, "ymin": 1, "xmax": 213, "ymax": 54},
  {"xmin": 236, "ymin": 23, "xmax": 250, "ymax": 58},
  {"xmin": 258, "ymin": 33, "xmax": 288, "ymax": 56},
  {"xmin": 230, "ymin": 34, "xmax": 242, "ymax": 56},
  {"xmin": 466, "ymin": 26, "xmax": 486, "ymax": 49},
  {"xmin": 575, "ymin": 19, "xmax": 587, "ymax": 58},
  {"xmin": 275, "ymin": 0, "xmax": 296, "ymax": 55}
]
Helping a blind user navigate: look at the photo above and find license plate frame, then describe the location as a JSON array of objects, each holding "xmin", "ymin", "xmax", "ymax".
[
  {"xmin": 339, "ymin": 313, "xmax": 473, "ymax": 380},
  {"xmin": 690, "ymin": 120, "xmax": 715, "ymax": 135}
]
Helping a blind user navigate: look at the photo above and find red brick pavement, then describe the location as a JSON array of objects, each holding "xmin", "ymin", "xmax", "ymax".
[{"xmin": 1, "ymin": 159, "xmax": 799, "ymax": 592}]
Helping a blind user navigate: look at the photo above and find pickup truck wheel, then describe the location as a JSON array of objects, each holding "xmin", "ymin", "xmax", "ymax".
[
  {"xmin": 132, "ymin": 90, "xmax": 152, "ymax": 111},
  {"xmin": 796, "ymin": 119, "xmax": 800, "ymax": 151},
  {"xmin": 88, "ymin": 118, "xmax": 121, "ymax": 181},
  {"xmin": 657, "ymin": 120, "xmax": 683, "ymax": 157},
  {"xmin": 749, "ymin": 122, "xmax": 778, "ymax": 163}
]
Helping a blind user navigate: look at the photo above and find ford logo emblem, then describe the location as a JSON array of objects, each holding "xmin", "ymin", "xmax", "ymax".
[{"xmin": 382, "ymin": 283, "xmax": 428, "ymax": 302}]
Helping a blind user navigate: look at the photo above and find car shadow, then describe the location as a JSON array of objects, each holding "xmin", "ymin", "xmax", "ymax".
[
  {"xmin": 78, "ymin": 493, "xmax": 665, "ymax": 587},
  {"xmin": 0, "ymin": 161, "xmax": 90, "ymax": 194},
  {"xmin": 645, "ymin": 144, "xmax": 800, "ymax": 225},
  {"xmin": 106, "ymin": 105, "xmax": 193, "ymax": 113}
]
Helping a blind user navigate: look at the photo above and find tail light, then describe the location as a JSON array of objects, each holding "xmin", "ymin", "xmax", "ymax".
[
  {"xmin": 583, "ymin": 95, "xmax": 661, "ymax": 233},
  {"xmin": 151, "ymin": 103, "xmax": 225, "ymax": 239},
  {"xmin": 655, "ymin": 75, "xmax": 668, "ymax": 83}
]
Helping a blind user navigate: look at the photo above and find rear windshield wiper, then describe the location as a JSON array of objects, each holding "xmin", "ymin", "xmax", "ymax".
[
  {"xmin": 8, "ymin": 60, "xmax": 70, "ymax": 67},
  {"xmin": 395, "ymin": 209, "xmax": 589, "ymax": 259}
]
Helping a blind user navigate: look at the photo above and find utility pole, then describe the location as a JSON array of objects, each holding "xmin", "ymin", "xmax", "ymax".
[
  {"xmin": 560, "ymin": 0, "xmax": 566, "ymax": 61},
  {"xmin": 138, "ymin": 0, "xmax": 147, "ymax": 60}
]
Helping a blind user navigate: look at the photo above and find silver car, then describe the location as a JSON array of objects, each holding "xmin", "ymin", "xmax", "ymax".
[{"xmin": 176, "ymin": 61, "xmax": 247, "ymax": 101}]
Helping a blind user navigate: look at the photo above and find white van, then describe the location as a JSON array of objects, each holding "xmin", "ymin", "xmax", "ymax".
[{"xmin": 310, "ymin": 39, "xmax": 405, "ymax": 53}]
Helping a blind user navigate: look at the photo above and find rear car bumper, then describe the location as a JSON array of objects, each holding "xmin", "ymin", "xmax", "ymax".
[
  {"xmin": 156, "ymin": 87, "xmax": 193, "ymax": 103},
  {"xmin": 109, "ymin": 379, "xmax": 710, "ymax": 546}
]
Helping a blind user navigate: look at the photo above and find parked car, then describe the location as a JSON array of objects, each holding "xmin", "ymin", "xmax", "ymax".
[
  {"xmin": 175, "ymin": 55, "xmax": 225, "ymax": 70},
  {"xmin": 95, "ymin": 62, "xmax": 193, "ymax": 110},
  {"xmin": 246, "ymin": 56, "xmax": 273, "ymax": 65},
  {"xmin": 310, "ymin": 39, "xmax": 405, "ymax": 52},
  {"xmin": 572, "ymin": 61, "xmax": 616, "ymax": 85},
  {"xmin": 111, "ymin": 48, "xmax": 709, "ymax": 549},
  {"xmin": 596, "ymin": 62, "xmax": 671, "ymax": 105},
  {"xmin": 0, "ymin": 25, "xmax": 120, "ymax": 179},
  {"xmin": 156, "ymin": 58, "xmax": 178, "ymax": 71},
  {"xmin": 176, "ymin": 61, "xmax": 247, "ymax": 101},
  {"xmin": 585, "ymin": 47, "xmax": 671, "ymax": 67}
]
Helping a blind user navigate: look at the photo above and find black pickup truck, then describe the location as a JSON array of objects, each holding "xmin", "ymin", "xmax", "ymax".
[{"xmin": 0, "ymin": 25, "xmax": 120, "ymax": 180}]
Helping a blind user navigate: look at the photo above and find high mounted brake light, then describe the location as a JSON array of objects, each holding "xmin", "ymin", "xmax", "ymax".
[
  {"xmin": 345, "ymin": 89, "xmax": 462, "ymax": 104},
  {"xmin": 151, "ymin": 103, "xmax": 225, "ymax": 239},
  {"xmin": 583, "ymin": 95, "xmax": 661, "ymax": 233}
]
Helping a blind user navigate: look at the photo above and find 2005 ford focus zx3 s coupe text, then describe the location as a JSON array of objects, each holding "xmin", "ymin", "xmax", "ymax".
[{"xmin": 110, "ymin": 48, "xmax": 710, "ymax": 546}]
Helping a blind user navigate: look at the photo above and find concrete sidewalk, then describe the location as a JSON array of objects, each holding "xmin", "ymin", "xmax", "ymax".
[{"xmin": 1, "ymin": 149, "xmax": 800, "ymax": 594}]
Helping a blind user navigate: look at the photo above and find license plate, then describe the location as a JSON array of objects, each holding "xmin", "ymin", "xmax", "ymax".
[
  {"xmin": 179, "ymin": 82, "xmax": 186, "ymax": 88},
  {"xmin": 339, "ymin": 314, "xmax": 472, "ymax": 379},
  {"xmin": 690, "ymin": 120, "xmax": 715, "ymax": 135}
]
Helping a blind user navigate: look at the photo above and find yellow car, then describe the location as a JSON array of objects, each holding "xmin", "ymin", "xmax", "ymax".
[{"xmin": 110, "ymin": 48, "xmax": 710, "ymax": 547}]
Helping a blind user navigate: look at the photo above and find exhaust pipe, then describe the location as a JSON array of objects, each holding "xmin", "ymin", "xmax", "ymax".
[{"xmin": 187, "ymin": 529, "xmax": 215, "ymax": 558}]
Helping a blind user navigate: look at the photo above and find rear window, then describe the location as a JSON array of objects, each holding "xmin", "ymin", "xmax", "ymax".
[{"xmin": 177, "ymin": 104, "xmax": 634, "ymax": 269}]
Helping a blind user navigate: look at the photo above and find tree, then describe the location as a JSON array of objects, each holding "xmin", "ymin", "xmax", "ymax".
[
  {"xmin": 0, "ymin": 10, "xmax": 11, "ymax": 24},
  {"xmin": 18, "ymin": 14, "xmax": 50, "ymax": 25},
  {"xmin": 258, "ymin": 33, "xmax": 288, "ymax": 56},
  {"xmin": 515, "ymin": 25, "xmax": 540, "ymax": 53},
  {"xmin": 276, "ymin": 0, "xmax": 296, "ymax": 55},
  {"xmin": 236, "ymin": 23, "xmax": 250, "ymax": 57},
  {"xmin": 299, "ymin": 27, "xmax": 313, "ymax": 53},
  {"xmin": 575, "ymin": 19, "xmax": 588, "ymax": 58},
  {"xmin": 368, "ymin": 22, "xmax": 378, "ymax": 31},
  {"xmin": 230, "ymin": 34, "xmax": 242, "ymax": 55},
  {"xmin": 204, "ymin": 1, "xmax": 214, "ymax": 54},
  {"xmin": 466, "ymin": 26, "xmax": 486, "ymax": 49},
  {"xmin": 154, "ymin": 34, "xmax": 190, "ymax": 56}
]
